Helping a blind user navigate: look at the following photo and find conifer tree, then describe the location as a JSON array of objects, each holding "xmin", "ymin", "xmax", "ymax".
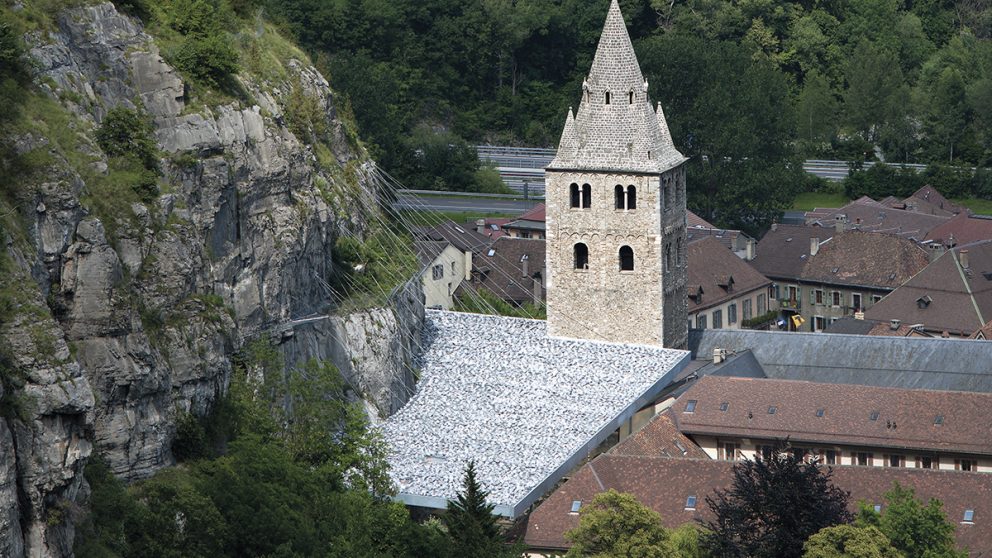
[{"xmin": 445, "ymin": 461, "xmax": 506, "ymax": 558}]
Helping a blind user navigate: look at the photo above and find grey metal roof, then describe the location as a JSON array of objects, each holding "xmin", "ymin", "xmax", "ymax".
[
  {"xmin": 384, "ymin": 310, "xmax": 690, "ymax": 517},
  {"xmin": 689, "ymin": 329, "xmax": 992, "ymax": 392}
]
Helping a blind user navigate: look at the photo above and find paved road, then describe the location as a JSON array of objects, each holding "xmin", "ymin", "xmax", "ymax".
[{"xmin": 393, "ymin": 192, "xmax": 538, "ymax": 214}]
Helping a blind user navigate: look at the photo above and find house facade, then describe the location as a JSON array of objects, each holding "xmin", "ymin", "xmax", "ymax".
[{"xmin": 687, "ymin": 237, "xmax": 771, "ymax": 331}]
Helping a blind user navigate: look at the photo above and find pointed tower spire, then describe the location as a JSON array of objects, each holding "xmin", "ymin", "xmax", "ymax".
[
  {"xmin": 557, "ymin": 107, "xmax": 577, "ymax": 155},
  {"xmin": 548, "ymin": 0, "xmax": 684, "ymax": 174},
  {"xmin": 656, "ymin": 101, "xmax": 675, "ymax": 150},
  {"xmin": 587, "ymin": 0, "xmax": 644, "ymax": 93}
]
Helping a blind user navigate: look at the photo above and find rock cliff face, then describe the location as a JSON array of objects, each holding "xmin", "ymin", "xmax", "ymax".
[{"xmin": 0, "ymin": 3, "xmax": 421, "ymax": 556}]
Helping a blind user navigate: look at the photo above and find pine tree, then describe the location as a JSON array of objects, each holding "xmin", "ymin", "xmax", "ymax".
[{"xmin": 445, "ymin": 461, "xmax": 505, "ymax": 558}]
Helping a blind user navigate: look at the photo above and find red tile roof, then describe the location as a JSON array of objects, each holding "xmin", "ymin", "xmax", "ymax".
[
  {"xmin": 865, "ymin": 241, "xmax": 992, "ymax": 335},
  {"xmin": 687, "ymin": 237, "xmax": 770, "ymax": 312},
  {"xmin": 925, "ymin": 214, "xmax": 992, "ymax": 247},
  {"xmin": 516, "ymin": 203, "xmax": 546, "ymax": 222},
  {"xmin": 799, "ymin": 231, "xmax": 930, "ymax": 290},
  {"xmin": 524, "ymin": 455, "xmax": 992, "ymax": 553},
  {"xmin": 611, "ymin": 409, "xmax": 709, "ymax": 459},
  {"xmin": 674, "ymin": 376, "xmax": 992, "ymax": 456}
]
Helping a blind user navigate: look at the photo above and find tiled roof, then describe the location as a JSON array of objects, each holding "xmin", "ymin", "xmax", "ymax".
[
  {"xmin": 516, "ymin": 203, "xmax": 546, "ymax": 223},
  {"xmin": 925, "ymin": 214, "xmax": 992, "ymax": 247},
  {"xmin": 524, "ymin": 454, "xmax": 992, "ymax": 553},
  {"xmin": 473, "ymin": 237, "xmax": 546, "ymax": 304},
  {"xmin": 674, "ymin": 376, "xmax": 992, "ymax": 456},
  {"xmin": 468, "ymin": 218, "xmax": 513, "ymax": 240},
  {"xmin": 972, "ymin": 320, "xmax": 992, "ymax": 340},
  {"xmin": 751, "ymin": 225, "xmax": 826, "ymax": 280},
  {"xmin": 548, "ymin": 0, "xmax": 685, "ymax": 174},
  {"xmin": 413, "ymin": 240, "xmax": 452, "ymax": 268},
  {"xmin": 799, "ymin": 230, "xmax": 930, "ymax": 289},
  {"xmin": 611, "ymin": 408, "xmax": 709, "ymax": 459},
  {"xmin": 413, "ymin": 221, "xmax": 492, "ymax": 253},
  {"xmin": 688, "ymin": 329, "xmax": 992, "ymax": 392},
  {"xmin": 905, "ymin": 186, "xmax": 968, "ymax": 217},
  {"xmin": 806, "ymin": 199, "xmax": 950, "ymax": 239},
  {"xmin": 864, "ymin": 241, "xmax": 992, "ymax": 335},
  {"xmin": 687, "ymin": 210, "xmax": 716, "ymax": 229},
  {"xmin": 687, "ymin": 237, "xmax": 770, "ymax": 312}
]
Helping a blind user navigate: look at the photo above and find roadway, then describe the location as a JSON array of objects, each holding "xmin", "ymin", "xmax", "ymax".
[{"xmin": 393, "ymin": 192, "xmax": 538, "ymax": 214}]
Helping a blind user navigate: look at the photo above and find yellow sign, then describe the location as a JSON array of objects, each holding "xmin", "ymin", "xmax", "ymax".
[{"xmin": 791, "ymin": 315, "xmax": 805, "ymax": 328}]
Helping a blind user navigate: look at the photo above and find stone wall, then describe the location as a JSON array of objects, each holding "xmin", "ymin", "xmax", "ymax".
[{"xmin": 545, "ymin": 165, "xmax": 688, "ymax": 348}]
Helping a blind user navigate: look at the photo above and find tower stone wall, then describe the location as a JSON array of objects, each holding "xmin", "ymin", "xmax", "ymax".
[{"xmin": 545, "ymin": 0, "xmax": 688, "ymax": 349}]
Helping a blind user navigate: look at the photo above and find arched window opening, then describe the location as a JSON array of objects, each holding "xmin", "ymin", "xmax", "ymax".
[
  {"xmin": 614, "ymin": 185, "xmax": 624, "ymax": 209},
  {"xmin": 628, "ymin": 90, "xmax": 634, "ymax": 104},
  {"xmin": 619, "ymin": 246, "xmax": 634, "ymax": 271},
  {"xmin": 581, "ymin": 184, "xmax": 592, "ymax": 208},
  {"xmin": 677, "ymin": 238, "xmax": 683, "ymax": 266},
  {"xmin": 627, "ymin": 185, "xmax": 637, "ymax": 210},
  {"xmin": 665, "ymin": 244, "xmax": 672, "ymax": 273},
  {"xmin": 574, "ymin": 243, "xmax": 589, "ymax": 270},
  {"xmin": 570, "ymin": 183, "xmax": 580, "ymax": 208},
  {"xmin": 605, "ymin": 91, "xmax": 611, "ymax": 104}
]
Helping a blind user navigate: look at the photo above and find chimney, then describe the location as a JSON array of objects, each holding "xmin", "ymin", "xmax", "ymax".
[
  {"xmin": 475, "ymin": 219, "xmax": 485, "ymax": 234},
  {"xmin": 835, "ymin": 214, "xmax": 847, "ymax": 233},
  {"xmin": 532, "ymin": 272, "xmax": 543, "ymax": 305},
  {"xmin": 854, "ymin": 310, "xmax": 865, "ymax": 320},
  {"xmin": 890, "ymin": 319, "xmax": 901, "ymax": 331},
  {"xmin": 745, "ymin": 238, "xmax": 755, "ymax": 261},
  {"xmin": 810, "ymin": 237, "xmax": 820, "ymax": 257},
  {"xmin": 960, "ymin": 249, "xmax": 970, "ymax": 270},
  {"xmin": 464, "ymin": 250, "xmax": 472, "ymax": 282},
  {"xmin": 521, "ymin": 254, "xmax": 529, "ymax": 277},
  {"xmin": 770, "ymin": 223, "xmax": 778, "ymax": 232},
  {"xmin": 712, "ymin": 347, "xmax": 724, "ymax": 364},
  {"xmin": 928, "ymin": 242, "xmax": 946, "ymax": 262}
]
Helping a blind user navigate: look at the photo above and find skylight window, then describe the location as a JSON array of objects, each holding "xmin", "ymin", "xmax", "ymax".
[
  {"xmin": 487, "ymin": 249, "xmax": 496, "ymax": 256},
  {"xmin": 816, "ymin": 409, "xmax": 825, "ymax": 417},
  {"xmin": 454, "ymin": 225, "xmax": 466, "ymax": 233},
  {"xmin": 685, "ymin": 496, "xmax": 697, "ymax": 510},
  {"xmin": 570, "ymin": 500, "xmax": 582, "ymax": 514},
  {"xmin": 964, "ymin": 509, "xmax": 975, "ymax": 523},
  {"xmin": 768, "ymin": 406, "xmax": 777, "ymax": 415},
  {"xmin": 874, "ymin": 504, "xmax": 882, "ymax": 513},
  {"xmin": 685, "ymin": 400, "xmax": 697, "ymax": 413},
  {"xmin": 870, "ymin": 410, "xmax": 880, "ymax": 421},
  {"xmin": 719, "ymin": 402, "xmax": 729, "ymax": 412},
  {"xmin": 934, "ymin": 415, "xmax": 944, "ymax": 425}
]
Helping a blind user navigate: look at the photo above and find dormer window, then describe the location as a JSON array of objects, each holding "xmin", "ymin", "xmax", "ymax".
[{"xmin": 917, "ymin": 295, "xmax": 933, "ymax": 309}]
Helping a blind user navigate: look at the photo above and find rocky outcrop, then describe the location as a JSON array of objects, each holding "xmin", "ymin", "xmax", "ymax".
[{"xmin": 0, "ymin": 3, "xmax": 423, "ymax": 556}]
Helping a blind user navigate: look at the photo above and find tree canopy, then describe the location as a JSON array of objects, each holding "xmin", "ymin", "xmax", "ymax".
[{"xmin": 702, "ymin": 444, "xmax": 852, "ymax": 558}]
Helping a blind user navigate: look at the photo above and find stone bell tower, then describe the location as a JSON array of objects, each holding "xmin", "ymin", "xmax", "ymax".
[{"xmin": 544, "ymin": 0, "xmax": 688, "ymax": 349}]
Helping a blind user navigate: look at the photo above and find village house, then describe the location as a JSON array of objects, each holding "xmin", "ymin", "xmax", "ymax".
[
  {"xmin": 751, "ymin": 227, "xmax": 930, "ymax": 331},
  {"xmin": 413, "ymin": 241, "xmax": 468, "ymax": 310},
  {"xmin": 501, "ymin": 203, "xmax": 547, "ymax": 239},
  {"xmin": 687, "ymin": 237, "xmax": 771, "ymax": 330},
  {"xmin": 467, "ymin": 236, "xmax": 546, "ymax": 307},
  {"xmin": 865, "ymin": 240, "xmax": 992, "ymax": 337}
]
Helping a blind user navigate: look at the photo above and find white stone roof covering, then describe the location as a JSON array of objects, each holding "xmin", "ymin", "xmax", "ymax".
[
  {"xmin": 549, "ymin": 0, "xmax": 685, "ymax": 174},
  {"xmin": 384, "ymin": 310, "xmax": 690, "ymax": 517}
]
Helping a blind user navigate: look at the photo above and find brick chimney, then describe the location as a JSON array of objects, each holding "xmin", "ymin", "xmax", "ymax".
[
  {"xmin": 745, "ymin": 238, "xmax": 755, "ymax": 261},
  {"xmin": 960, "ymin": 249, "xmax": 970, "ymax": 270},
  {"xmin": 476, "ymin": 219, "xmax": 486, "ymax": 234},
  {"xmin": 810, "ymin": 237, "xmax": 820, "ymax": 257},
  {"xmin": 521, "ymin": 254, "xmax": 529, "ymax": 277}
]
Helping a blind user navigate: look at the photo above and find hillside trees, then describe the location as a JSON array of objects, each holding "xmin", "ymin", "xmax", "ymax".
[{"xmin": 856, "ymin": 483, "xmax": 966, "ymax": 558}]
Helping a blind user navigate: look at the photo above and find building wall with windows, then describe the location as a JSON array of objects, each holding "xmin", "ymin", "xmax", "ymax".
[
  {"xmin": 689, "ymin": 287, "xmax": 768, "ymax": 331},
  {"xmin": 421, "ymin": 244, "xmax": 470, "ymax": 310},
  {"xmin": 690, "ymin": 434, "xmax": 991, "ymax": 473},
  {"xmin": 770, "ymin": 281, "xmax": 889, "ymax": 332}
]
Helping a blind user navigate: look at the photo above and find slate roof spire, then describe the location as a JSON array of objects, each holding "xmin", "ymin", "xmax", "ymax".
[{"xmin": 548, "ymin": 0, "xmax": 685, "ymax": 174}]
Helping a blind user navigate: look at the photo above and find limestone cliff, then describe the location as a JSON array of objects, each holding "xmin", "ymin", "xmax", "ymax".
[{"xmin": 0, "ymin": 3, "xmax": 421, "ymax": 556}]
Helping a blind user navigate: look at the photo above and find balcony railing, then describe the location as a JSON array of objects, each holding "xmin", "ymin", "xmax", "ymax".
[{"xmin": 778, "ymin": 298, "xmax": 801, "ymax": 310}]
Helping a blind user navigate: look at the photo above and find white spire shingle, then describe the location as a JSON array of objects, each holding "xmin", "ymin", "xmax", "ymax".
[{"xmin": 548, "ymin": 0, "xmax": 685, "ymax": 174}]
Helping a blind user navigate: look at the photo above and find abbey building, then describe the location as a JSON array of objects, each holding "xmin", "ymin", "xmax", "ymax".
[{"xmin": 545, "ymin": 0, "xmax": 689, "ymax": 349}]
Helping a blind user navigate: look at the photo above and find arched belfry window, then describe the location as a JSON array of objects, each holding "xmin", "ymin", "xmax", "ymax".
[
  {"xmin": 676, "ymin": 238, "xmax": 683, "ymax": 266},
  {"xmin": 665, "ymin": 244, "xmax": 673, "ymax": 272},
  {"xmin": 619, "ymin": 246, "xmax": 634, "ymax": 271},
  {"xmin": 614, "ymin": 185, "xmax": 624, "ymax": 209},
  {"xmin": 570, "ymin": 183, "xmax": 580, "ymax": 208},
  {"xmin": 574, "ymin": 243, "xmax": 589, "ymax": 270},
  {"xmin": 629, "ymin": 90, "xmax": 634, "ymax": 104},
  {"xmin": 581, "ymin": 184, "xmax": 591, "ymax": 208},
  {"xmin": 627, "ymin": 185, "xmax": 637, "ymax": 210},
  {"xmin": 605, "ymin": 91, "xmax": 611, "ymax": 105}
]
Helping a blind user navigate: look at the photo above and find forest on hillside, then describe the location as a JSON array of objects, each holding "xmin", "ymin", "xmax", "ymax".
[{"xmin": 261, "ymin": 0, "xmax": 992, "ymax": 232}]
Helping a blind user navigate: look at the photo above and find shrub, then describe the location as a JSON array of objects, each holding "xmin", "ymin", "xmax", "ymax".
[
  {"xmin": 96, "ymin": 107, "xmax": 159, "ymax": 170},
  {"xmin": 173, "ymin": 34, "xmax": 240, "ymax": 88}
]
